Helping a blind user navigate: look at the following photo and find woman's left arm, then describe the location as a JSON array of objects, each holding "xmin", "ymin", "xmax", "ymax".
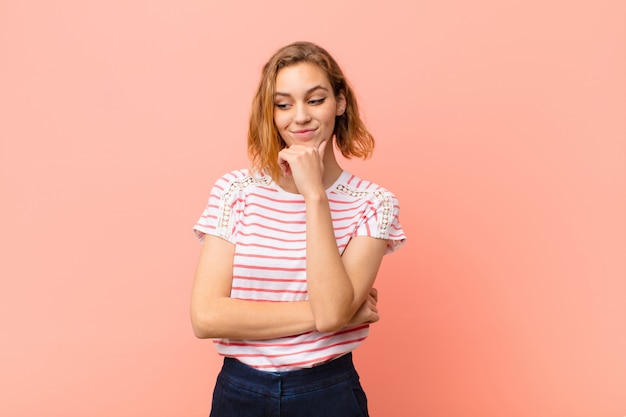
[
  {"xmin": 278, "ymin": 142, "xmax": 391, "ymax": 333},
  {"xmin": 304, "ymin": 194, "xmax": 388, "ymax": 333}
]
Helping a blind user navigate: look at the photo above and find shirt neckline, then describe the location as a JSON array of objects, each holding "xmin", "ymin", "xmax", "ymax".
[{"xmin": 271, "ymin": 170, "xmax": 349, "ymax": 197}]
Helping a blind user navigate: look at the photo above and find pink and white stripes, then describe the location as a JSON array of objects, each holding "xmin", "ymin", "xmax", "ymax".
[{"xmin": 193, "ymin": 169, "xmax": 405, "ymax": 371}]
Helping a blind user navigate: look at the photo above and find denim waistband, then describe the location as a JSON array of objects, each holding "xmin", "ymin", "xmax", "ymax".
[{"xmin": 218, "ymin": 353, "xmax": 358, "ymax": 397}]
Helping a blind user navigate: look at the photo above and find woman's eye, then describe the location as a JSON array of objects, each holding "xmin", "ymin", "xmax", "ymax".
[
  {"xmin": 309, "ymin": 98, "xmax": 326, "ymax": 105},
  {"xmin": 275, "ymin": 103, "xmax": 291, "ymax": 110}
]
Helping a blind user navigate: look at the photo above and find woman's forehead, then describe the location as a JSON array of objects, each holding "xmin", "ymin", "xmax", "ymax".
[{"xmin": 275, "ymin": 62, "xmax": 332, "ymax": 93}]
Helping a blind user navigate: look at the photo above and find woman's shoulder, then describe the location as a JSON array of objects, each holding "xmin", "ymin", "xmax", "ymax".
[
  {"xmin": 335, "ymin": 171, "xmax": 398, "ymax": 201},
  {"xmin": 212, "ymin": 168, "xmax": 272, "ymax": 193},
  {"xmin": 215, "ymin": 168, "xmax": 251, "ymax": 183}
]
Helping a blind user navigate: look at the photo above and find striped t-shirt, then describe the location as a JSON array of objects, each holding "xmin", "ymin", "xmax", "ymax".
[{"xmin": 193, "ymin": 169, "xmax": 406, "ymax": 371}]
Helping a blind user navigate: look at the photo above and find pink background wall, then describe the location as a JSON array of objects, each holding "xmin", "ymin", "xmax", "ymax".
[{"xmin": 1, "ymin": 1, "xmax": 624, "ymax": 416}]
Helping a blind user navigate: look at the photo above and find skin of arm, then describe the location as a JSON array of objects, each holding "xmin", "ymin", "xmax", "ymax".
[
  {"xmin": 277, "ymin": 142, "xmax": 389, "ymax": 333},
  {"xmin": 190, "ymin": 234, "xmax": 317, "ymax": 340},
  {"xmin": 190, "ymin": 230, "xmax": 382, "ymax": 340},
  {"xmin": 305, "ymin": 196, "xmax": 388, "ymax": 333}
]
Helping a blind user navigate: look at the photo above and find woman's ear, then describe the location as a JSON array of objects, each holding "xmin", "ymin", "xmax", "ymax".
[{"xmin": 336, "ymin": 93, "xmax": 347, "ymax": 116}]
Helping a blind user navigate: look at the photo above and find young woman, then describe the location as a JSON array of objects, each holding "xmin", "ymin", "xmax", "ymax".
[{"xmin": 191, "ymin": 41, "xmax": 406, "ymax": 417}]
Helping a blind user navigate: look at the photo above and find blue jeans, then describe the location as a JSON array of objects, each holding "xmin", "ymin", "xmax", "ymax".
[{"xmin": 209, "ymin": 353, "xmax": 369, "ymax": 417}]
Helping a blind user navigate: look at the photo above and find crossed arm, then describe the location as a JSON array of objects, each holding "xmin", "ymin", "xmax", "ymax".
[
  {"xmin": 190, "ymin": 232, "xmax": 387, "ymax": 340},
  {"xmin": 191, "ymin": 142, "xmax": 389, "ymax": 340}
]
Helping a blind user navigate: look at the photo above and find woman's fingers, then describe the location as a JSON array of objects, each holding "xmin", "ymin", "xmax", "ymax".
[
  {"xmin": 348, "ymin": 296, "xmax": 379, "ymax": 326},
  {"xmin": 369, "ymin": 287, "xmax": 378, "ymax": 302},
  {"xmin": 317, "ymin": 139, "xmax": 328, "ymax": 167},
  {"xmin": 278, "ymin": 153, "xmax": 292, "ymax": 177},
  {"xmin": 277, "ymin": 144, "xmax": 326, "ymax": 194}
]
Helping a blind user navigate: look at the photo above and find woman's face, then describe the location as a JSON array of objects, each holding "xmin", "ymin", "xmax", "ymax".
[{"xmin": 273, "ymin": 62, "xmax": 346, "ymax": 149}]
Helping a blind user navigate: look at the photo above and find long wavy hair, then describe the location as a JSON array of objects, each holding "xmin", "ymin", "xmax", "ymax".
[{"xmin": 248, "ymin": 41, "xmax": 375, "ymax": 180}]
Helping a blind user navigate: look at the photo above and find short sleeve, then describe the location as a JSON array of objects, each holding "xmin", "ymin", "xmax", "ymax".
[
  {"xmin": 355, "ymin": 189, "xmax": 406, "ymax": 254},
  {"xmin": 192, "ymin": 171, "xmax": 246, "ymax": 244}
]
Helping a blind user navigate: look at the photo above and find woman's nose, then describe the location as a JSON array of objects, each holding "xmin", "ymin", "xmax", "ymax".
[{"xmin": 293, "ymin": 104, "xmax": 312, "ymax": 124}]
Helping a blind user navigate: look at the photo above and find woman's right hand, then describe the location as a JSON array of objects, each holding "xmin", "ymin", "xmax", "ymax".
[{"xmin": 348, "ymin": 287, "xmax": 380, "ymax": 326}]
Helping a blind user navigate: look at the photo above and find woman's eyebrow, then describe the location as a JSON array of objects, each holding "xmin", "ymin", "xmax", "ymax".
[{"xmin": 274, "ymin": 85, "xmax": 330, "ymax": 97}]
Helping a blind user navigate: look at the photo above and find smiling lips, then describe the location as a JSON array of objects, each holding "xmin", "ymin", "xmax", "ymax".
[{"xmin": 291, "ymin": 128, "xmax": 317, "ymax": 139}]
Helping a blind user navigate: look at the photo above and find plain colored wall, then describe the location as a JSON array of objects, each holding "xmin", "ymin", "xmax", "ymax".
[{"xmin": 1, "ymin": 1, "xmax": 624, "ymax": 416}]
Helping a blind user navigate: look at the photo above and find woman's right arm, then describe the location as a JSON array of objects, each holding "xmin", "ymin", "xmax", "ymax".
[
  {"xmin": 190, "ymin": 234, "xmax": 380, "ymax": 340},
  {"xmin": 190, "ymin": 234, "xmax": 317, "ymax": 339}
]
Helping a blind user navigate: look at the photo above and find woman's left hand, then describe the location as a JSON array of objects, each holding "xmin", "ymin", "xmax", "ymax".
[{"xmin": 277, "ymin": 140, "xmax": 328, "ymax": 198}]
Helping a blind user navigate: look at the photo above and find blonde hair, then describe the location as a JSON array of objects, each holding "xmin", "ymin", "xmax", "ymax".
[{"xmin": 248, "ymin": 41, "xmax": 375, "ymax": 180}]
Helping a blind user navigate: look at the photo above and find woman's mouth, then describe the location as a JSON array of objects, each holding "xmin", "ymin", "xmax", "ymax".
[{"xmin": 291, "ymin": 129, "xmax": 316, "ymax": 139}]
